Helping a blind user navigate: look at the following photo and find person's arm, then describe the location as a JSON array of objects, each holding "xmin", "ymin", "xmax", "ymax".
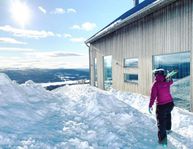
[{"xmin": 149, "ymin": 83, "xmax": 158, "ymax": 108}]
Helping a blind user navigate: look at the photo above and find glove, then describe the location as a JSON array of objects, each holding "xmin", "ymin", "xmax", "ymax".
[
  {"xmin": 166, "ymin": 76, "xmax": 172, "ymax": 82},
  {"xmin": 149, "ymin": 107, "xmax": 153, "ymax": 114}
]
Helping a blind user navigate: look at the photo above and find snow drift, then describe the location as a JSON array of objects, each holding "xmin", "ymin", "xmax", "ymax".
[{"xmin": 0, "ymin": 73, "xmax": 192, "ymax": 149}]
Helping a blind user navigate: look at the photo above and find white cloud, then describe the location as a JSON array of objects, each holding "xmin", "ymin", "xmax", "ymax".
[
  {"xmin": 51, "ymin": 8, "xmax": 76, "ymax": 15},
  {"xmin": 67, "ymin": 8, "xmax": 77, "ymax": 13},
  {"xmin": 56, "ymin": 33, "xmax": 62, "ymax": 38},
  {"xmin": 71, "ymin": 25, "xmax": 81, "ymax": 30},
  {"xmin": 19, "ymin": 59, "xmax": 89, "ymax": 69},
  {"xmin": 0, "ymin": 37, "xmax": 27, "ymax": 44},
  {"xmin": 0, "ymin": 47, "xmax": 35, "ymax": 52},
  {"xmin": 63, "ymin": 34, "xmax": 86, "ymax": 43},
  {"xmin": 0, "ymin": 51, "xmax": 88, "ymax": 69},
  {"xmin": 0, "ymin": 25, "xmax": 55, "ymax": 39},
  {"xmin": 51, "ymin": 8, "xmax": 65, "ymax": 14},
  {"xmin": 64, "ymin": 33, "xmax": 72, "ymax": 38},
  {"xmin": 0, "ymin": 47, "xmax": 84, "ymax": 57},
  {"xmin": 50, "ymin": 52, "xmax": 82, "ymax": 57},
  {"xmin": 82, "ymin": 22, "xmax": 97, "ymax": 31},
  {"xmin": 70, "ymin": 37, "xmax": 86, "ymax": 43},
  {"xmin": 38, "ymin": 6, "xmax": 47, "ymax": 14},
  {"xmin": 71, "ymin": 22, "xmax": 96, "ymax": 31},
  {"xmin": 27, "ymin": 51, "xmax": 83, "ymax": 59}
]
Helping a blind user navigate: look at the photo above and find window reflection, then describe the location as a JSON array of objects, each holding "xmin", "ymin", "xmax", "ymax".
[
  {"xmin": 124, "ymin": 58, "xmax": 138, "ymax": 68},
  {"xmin": 153, "ymin": 52, "xmax": 190, "ymax": 110},
  {"xmin": 124, "ymin": 73, "xmax": 138, "ymax": 83},
  {"xmin": 104, "ymin": 56, "xmax": 112, "ymax": 90}
]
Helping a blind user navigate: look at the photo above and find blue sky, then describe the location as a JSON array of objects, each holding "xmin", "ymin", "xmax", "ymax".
[{"xmin": 0, "ymin": 0, "xmax": 140, "ymax": 69}]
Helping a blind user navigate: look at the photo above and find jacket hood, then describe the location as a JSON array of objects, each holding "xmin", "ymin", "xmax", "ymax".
[{"xmin": 155, "ymin": 74, "xmax": 165, "ymax": 82}]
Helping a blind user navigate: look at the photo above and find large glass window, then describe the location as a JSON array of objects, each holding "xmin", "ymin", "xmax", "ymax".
[
  {"xmin": 153, "ymin": 52, "xmax": 190, "ymax": 110},
  {"xmin": 124, "ymin": 58, "xmax": 138, "ymax": 68},
  {"xmin": 103, "ymin": 55, "xmax": 112, "ymax": 90},
  {"xmin": 124, "ymin": 73, "xmax": 138, "ymax": 84},
  {"xmin": 94, "ymin": 58, "xmax": 97, "ymax": 87}
]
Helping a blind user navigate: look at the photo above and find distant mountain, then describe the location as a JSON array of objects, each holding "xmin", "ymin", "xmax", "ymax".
[{"xmin": 0, "ymin": 68, "xmax": 90, "ymax": 84}]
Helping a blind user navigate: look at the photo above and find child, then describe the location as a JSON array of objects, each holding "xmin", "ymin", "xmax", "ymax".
[{"xmin": 149, "ymin": 68, "xmax": 174, "ymax": 146}]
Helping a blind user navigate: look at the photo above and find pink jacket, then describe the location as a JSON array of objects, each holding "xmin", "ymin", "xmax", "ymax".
[{"xmin": 149, "ymin": 74, "xmax": 173, "ymax": 107}]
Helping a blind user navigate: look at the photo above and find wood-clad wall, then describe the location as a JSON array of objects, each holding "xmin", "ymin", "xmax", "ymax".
[{"xmin": 89, "ymin": 0, "xmax": 193, "ymax": 111}]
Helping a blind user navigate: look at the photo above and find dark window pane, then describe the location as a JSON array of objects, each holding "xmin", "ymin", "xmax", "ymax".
[{"xmin": 124, "ymin": 74, "xmax": 138, "ymax": 83}]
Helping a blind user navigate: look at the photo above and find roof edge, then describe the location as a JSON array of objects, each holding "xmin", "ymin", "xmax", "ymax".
[{"xmin": 85, "ymin": 0, "xmax": 177, "ymax": 44}]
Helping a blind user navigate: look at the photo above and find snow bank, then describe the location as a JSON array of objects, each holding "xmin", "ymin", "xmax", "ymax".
[
  {"xmin": 53, "ymin": 85, "xmax": 158, "ymax": 149},
  {"xmin": 0, "ymin": 73, "xmax": 192, "ymax": 149}
]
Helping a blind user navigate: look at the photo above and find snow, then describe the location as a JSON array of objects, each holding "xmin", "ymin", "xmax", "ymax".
[
  {"xmin": 39, "ymin": 80, "xmax": 89, "ymax": 88},
  {"xmin": 0, "ymin": 73, "xmax": 193, "ymax": 149}
]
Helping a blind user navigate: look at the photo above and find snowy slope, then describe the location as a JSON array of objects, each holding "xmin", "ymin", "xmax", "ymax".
[{"xmin": 0, "ymin": 73, "xmax": 192, "ymax": 149}]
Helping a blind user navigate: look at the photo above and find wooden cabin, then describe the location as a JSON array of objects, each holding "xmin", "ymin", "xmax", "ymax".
[{"xmin": 85, "ymin": 0, "xmax": 193, "ymax": 112}]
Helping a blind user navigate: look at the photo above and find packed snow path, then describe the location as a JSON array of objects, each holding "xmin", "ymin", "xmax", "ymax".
[{"xmin": 0, "ymin": 73, "xmax": 192, "ymax": 149}]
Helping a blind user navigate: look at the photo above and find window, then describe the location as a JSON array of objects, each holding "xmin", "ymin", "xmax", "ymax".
[
  {"xmin": 103, "ymin": 55, "xmax": 112, "ymax": 90},
  {"xmin": 124, "ymin": 58, "xmax": 138, "ymax": 68},
  {"xmin": 153, "ymin": 52, "xmax": 190, "ymax": 110},
  {"xmin": 124, "ymin": 73, "xmax": 138, "ymax": 83}
]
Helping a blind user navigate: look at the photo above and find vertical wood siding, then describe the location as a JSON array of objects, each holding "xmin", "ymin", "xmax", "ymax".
[{"xmin": 89, "ymin": 0, "xmax": 193, "ymax": 110}]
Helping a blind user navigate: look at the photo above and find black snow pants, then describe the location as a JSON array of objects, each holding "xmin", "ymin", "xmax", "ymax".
[{"xmin": 156, "ymin": 102, "xmax": 174, "ymax": 142}]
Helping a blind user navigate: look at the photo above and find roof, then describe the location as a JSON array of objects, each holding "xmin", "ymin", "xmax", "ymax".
[{"xmin": 85, "ymin": 0, "xmax": 177, "ymax": 44}]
